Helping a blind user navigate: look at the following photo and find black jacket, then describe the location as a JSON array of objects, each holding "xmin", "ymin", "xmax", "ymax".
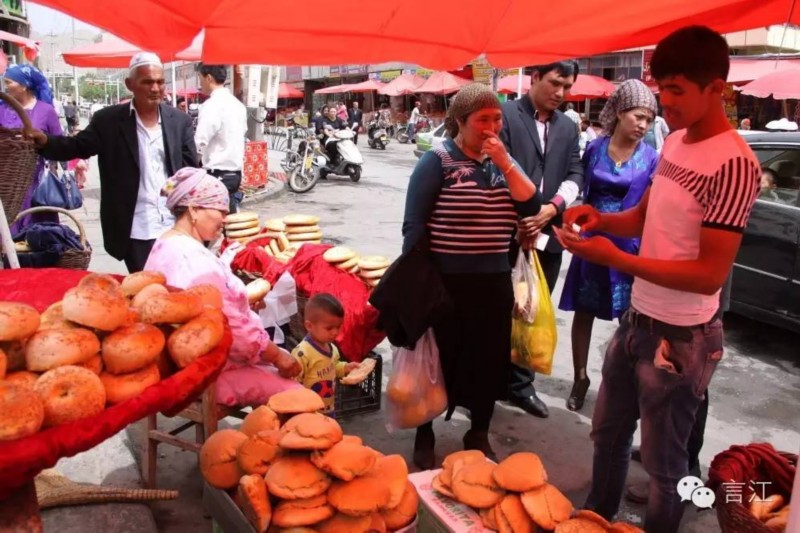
[
  {"xmin": 500, "ymin": 97, "xmax": 584, "ymax": 253},
  {"xmin": 369, "ymin": 240, "xmax": 452, "ymax": 349},
  {"xmin": 38, "ymin": 102, "xmax": 197, "ymax": 260},
  {"xmin": 347, "ymin": 108, "xmax": 363, "ymax": 128}
]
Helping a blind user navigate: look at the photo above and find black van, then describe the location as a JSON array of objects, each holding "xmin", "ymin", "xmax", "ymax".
[{"xmin": 732, "ymin": 131, "xmax": 800, "ymax": 332}]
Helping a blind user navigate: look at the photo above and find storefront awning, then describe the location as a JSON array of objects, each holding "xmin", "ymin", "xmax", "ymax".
[
  {"xmin": 727, "ymin": 57, "xmax": 800, "ymax": 84},
  {"xmin": 62, "ymin": 33, "xmax": 202, "ymax": 68}
]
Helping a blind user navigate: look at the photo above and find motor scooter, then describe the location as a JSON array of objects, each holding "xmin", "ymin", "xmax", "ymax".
[
  {"xmin": 321, "ymin": 128, "xmax": 364, "ymax": 182},
  {"xmin": 366, "ymin": 118, "xmax": 389, "ymax": 150}
]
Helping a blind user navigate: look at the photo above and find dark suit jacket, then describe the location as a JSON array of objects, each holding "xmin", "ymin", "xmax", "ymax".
[
  {"xmin": 500, "ymin": 97, "xmax": 584, "ymax": 253},
  {"xmin": 347, "ymin": 109, "xmax": 364, "ymax": 128},
  {"xmin": 39, "ymin": 103, "xmax": 197, "ymax": 261}
]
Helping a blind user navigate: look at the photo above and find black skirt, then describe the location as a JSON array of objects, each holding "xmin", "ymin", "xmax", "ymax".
[{"xmin": 433, "ymin": 272, "xmax": 513, "ymax": 416}]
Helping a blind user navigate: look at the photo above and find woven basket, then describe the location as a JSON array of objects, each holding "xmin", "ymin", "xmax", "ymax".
[
  {"xmin": 14, "ymin": 206, "xmax": 92, "ymax": 270},
  {"xmin": 0, "ymin": 92, "xmax": 39, "ymax": 225},
  {"xmin": 715, "ymin": 451, "xmax": 796, "ymax": 532}
]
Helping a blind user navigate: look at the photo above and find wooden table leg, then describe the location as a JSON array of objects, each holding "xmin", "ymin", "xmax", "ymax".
[{"xmin": 0, "ymin": 481, "xmax": 42, "ymax": 532}]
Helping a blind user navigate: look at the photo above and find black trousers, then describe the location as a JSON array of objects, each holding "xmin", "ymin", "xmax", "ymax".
[
  {"xmin": 209, "ymin": 169, "xmax": 242, "ymax": 214},
  {"xmin": 124, "ymin": 238, "xmax": 156, "ymax": 273},
  {"xmin": 509, "ymin": 249, "xmax": 563, "ymax": 399}
]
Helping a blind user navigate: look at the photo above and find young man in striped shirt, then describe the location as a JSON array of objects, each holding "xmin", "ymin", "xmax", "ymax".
[{"xmin": 556, "ymin": 26, "xmax": 760, "ymax": 533}]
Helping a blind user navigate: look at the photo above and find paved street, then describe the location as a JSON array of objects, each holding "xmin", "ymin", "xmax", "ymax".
[{"xmin": 52, "ymin": 140, "xmax": 799, "ymax": 532}]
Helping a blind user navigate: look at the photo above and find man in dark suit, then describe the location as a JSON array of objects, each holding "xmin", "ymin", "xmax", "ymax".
[
  {"xmin": 500, "ymin": 61, "xmax": 585, "ymax": 418},
  {"xmin": 28, "ymin": 53, "xmax": 197, "ymax": 273},
  {"xmin": 347, "ymin": 101, "xmax": 364, "ymax": 145}
]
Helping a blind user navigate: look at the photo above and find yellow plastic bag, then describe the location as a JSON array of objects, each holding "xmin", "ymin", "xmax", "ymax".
[{"xmin": 511, "ymin": 251, "xmax": 557, "ymax": 375}]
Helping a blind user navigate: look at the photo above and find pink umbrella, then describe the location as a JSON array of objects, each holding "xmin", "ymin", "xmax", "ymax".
[
  {"xmin": 62, "ymin": 33, "xmax": 202, "ymax": 68},
  {"xmin": 565, "ymin": 74, "xmax": 616, "ymax": 101},
  {"xmin": 497, "ymin": 74, "xmax": 531, "ymax": 94},
  {"xmin": 347, "ymin": 79, "xmax": 385, "ymax": 93},
  {"xmin": 0, "ymin": 30, "xmax": 39, "ymax": 60},
  {"xmin": 414, "ymin": 71, "xmax": 471, "ymax": 95},
  {"xmin": 279, "ymin": 83, "xmax": 303, "ymax": 98},
  {"xmin": 316, "ymin": 84, "xmax": 353, "ymax": 94},
  {"xmin": 378, "ymin": 73, "xmax": 426, "ymax": 96},
  {"xmin": 740, "ymin": 69, "xmax": 800, "ymax": 100}
]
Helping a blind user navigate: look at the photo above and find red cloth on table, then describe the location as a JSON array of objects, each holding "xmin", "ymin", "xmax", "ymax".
[
  {"xmin": 289, "ymin": 244, "xmax": 385, "ymax": 362},
  {"xmin": 707, "ymin": 443, "xmax": 796, "ymax": 499},
  {"xmin": 0, "ymin": 268, "xmax": 230, "ymax": 498},
  {"xmin": 221, "ymin": 235, "xmax": 288, "ymax": 286}
]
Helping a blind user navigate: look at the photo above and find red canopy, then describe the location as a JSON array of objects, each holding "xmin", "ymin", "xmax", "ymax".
[
  {"xmin": 727, "ymin": 57, "xmax": 800, "ymax": 84},
  {"xmin": 31, "ymin": 0, "xmax": 799, "ymax": 69},
  {"xmin": 279, "ymin": 83, "xmax": 303, "ymax": 98},
  {"xmin": 565, "ymin": 74, "xmax": 616, "ymax": 101},
  {"xmin": 0, "ymin": 30, "xmax": 39, "ymax": 60},
  {"xmin": 62, "ymin": 33, "xmax": 202, "ymax": 68},
  {"xmin": 740, "ymin": 69, "xmax": 800, "ymax": 100},
  {"xmin": 316, "ymin": 84, "xmax": 352, "ymax": 95},
  {"xmin": 378, "ymin": 73, "xmax": 426, "ymax": 96},
  {"xmin": 176, "ymin": 88, "xmax": 202, "ymax": 97},
  {"xmin": 414, "ymin": 71, "xmax": 471, "ymax": 95},
  {"xmin": 347, "ymin": 79, "xmax": 386, "ymax": 93}
]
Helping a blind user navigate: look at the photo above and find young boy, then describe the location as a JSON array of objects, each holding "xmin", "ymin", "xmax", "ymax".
[
  {"xmin": 291, "ymin": 293, "xmax": 358, "ymax": 415},
  {"xmin": 556, "ymin": 26, "xmax": 760, "ymax": 533}
]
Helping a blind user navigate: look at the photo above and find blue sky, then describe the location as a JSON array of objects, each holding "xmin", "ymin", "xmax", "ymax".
[{"xmin": 27, "ymin": 3, "xmax": 97, "ymax": 35}]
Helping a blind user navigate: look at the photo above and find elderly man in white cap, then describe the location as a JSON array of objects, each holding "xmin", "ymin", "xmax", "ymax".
[{"xmin": 29, "ymin": 52, "xmax": 198, "ymax": 273}]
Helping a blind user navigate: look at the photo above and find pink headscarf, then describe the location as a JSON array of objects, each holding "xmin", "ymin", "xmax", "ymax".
[{"xmin": 164, "ymin": 167, "xmax": 230, "ymax": 213}]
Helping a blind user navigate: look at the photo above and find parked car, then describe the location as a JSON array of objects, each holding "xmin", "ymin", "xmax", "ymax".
[
  {"xmin": 732, "ymin": 131, "xmax": 800, "ymax": 332},
  {"xmin": 414, "ymin": 123, "xmax": 447, "ymax": 158}
]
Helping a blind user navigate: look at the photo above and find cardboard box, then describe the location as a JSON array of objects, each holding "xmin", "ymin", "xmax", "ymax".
[{"xmin": 408, "ymin": 470, "xmax": 492, "ymax": 533}]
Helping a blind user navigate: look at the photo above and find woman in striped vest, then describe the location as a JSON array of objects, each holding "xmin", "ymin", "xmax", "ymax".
[{"xmin": 402, "ymin": 83, "xmax": 543, "ymax": 469}]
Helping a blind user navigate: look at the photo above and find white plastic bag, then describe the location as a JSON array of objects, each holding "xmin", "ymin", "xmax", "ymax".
[
  {"xmin": 512, "ymin": 250, "xmax": 540, "ymax": 324},
  {"xmin": 386, "ymin": 328, "xmax": 448, "ymax": 431}
]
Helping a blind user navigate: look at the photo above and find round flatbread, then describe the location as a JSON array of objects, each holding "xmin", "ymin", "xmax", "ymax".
[
  {"xmin": 226, "ymin": 226, "xmax": 261, "ymax": 238},
  {"xmin": 225, "ymin": 219, "xmax": 259, "ymax": 231},
  {"xmin": 225, "ymin": 212, "xmax": 259, "ymax": 224},
  {"xmin": 348, "ymin": 265, "xmax": 360, "ymax": 275},
  {"xmin": 359, "ymin": 267, "xmax": 386, "ymax": 280},
  {"xmin": 246, "ymin": 279, "xmax": 272, "ymax": 303},
  {"xmin": 264, "ymin": 218, "xmax": 286, "ymax": 232},
  {"xmin": 323, "ymin": 247, "xmax": 357, "ymax": 264},
  {"xmin": 286, "ymin": 224, "xmax": 321, "ymax": 235},
  {"xmin": 263, "ymin": 245, "xmax": 275, "ymax": 257},
  {"xmin": 367, "ymin": 278, "xmax": 381, "ymax": 288},
  {"xmin": 335, "ymin": 256, "xmax": 360, "ymax": 271},
  {"xmin": 359, "ymin": 256, "xmax": 391, "ymax": 271},
  {"xmin": 288, "ymin": 231, "xmax": 324, "ymax": 242},
  {"xmin": 14, "ymin": 241, "xmax": 30, "ymax": 252},
  {"xmin": 283, "ymin": 214, "xmax": 320, "ymax": 226},
  {"xmin": 340, "ymin": 358, "xmax": 377, "ymax": 385},
  {"xmin": 269, "ymin": 240, "xmax": 281, "ymax": 256}
]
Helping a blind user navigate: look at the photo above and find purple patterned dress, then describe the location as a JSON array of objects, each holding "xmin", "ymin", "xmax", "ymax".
[
  {"xmin": 0, "ymin": 100, "xmax": 63, "ymax": 234},
  {"xmin": 559, "ymin": 136, "xmax": 659, "ymax": 320}
]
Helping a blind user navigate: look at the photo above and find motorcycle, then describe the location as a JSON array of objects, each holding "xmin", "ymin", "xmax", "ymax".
[
  {"xmin": 286, "ymin": 128, "xmax": 326, "ymax": 193},
  {"xmin": 395, "ymin": 116, "xmax": 433, "ymax": 144},
  {"xmin": 366, "ymin": 118, "xmax": 389, "ymax": 150},
  {"xmin": 320, "ymin": 128, "xmax": 364, "ymax": 182}
]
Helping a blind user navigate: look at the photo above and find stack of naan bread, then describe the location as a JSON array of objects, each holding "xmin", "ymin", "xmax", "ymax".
[
  {"xmin": 199, "ymin": 388, "xmax": 417, "ymax": 532},
  {"xmin": 0, "ymin": 272, "xmax": 226, "ymax": 442},
  {"xmin": 323, "ymin": 246, "xmax": 390, "ymax": 290}
]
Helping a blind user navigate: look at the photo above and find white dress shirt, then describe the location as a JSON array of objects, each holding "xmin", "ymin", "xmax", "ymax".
[
  {"xmin": 532, "ymin": 113, "xmax": 580, "ymax": 206},
  {"xmin": 195, "ymin": 87, "xmax": 248, "ymax": 171},
  {"xmin": 130, "ymin": 103, "xmax": 175, "ymax": 240}
]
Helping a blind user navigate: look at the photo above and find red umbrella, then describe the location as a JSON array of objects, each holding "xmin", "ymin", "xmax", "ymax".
[
  {"xmin": 279, "ymin": 83, "xmax": 303, "ymax": 98},
  {"xmin": 414, "ymin": 72, "xmax": 471, "ymax": 95},
  {"xmin": 0, "ymin": 30, "xmax": 39, "ymax": 60},
  {"xmin": 378, "ymin": 73, "xmax": 426, "ymax": 96},
  {"xmin": 316, "ymin": 84, "xmax": 353, "ymax": 95},
  {"xmin": 739, "ymin": 69, "xmax": 800, "ymax": 100},
  {"xmin": 347, "ymin": 79, "xmax": 385, "ymax": 93},
  {"xmin": 176, "ymin": 88, "xmax": 202, "ymax": 97},
  {"xmin": 565, "ymin": 74, "xmax": 616, "ymax": 101}
]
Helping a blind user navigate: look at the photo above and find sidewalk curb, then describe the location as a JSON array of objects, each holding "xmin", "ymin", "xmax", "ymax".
[{"xmin": 241, "ymin": 176, "xmax": 287, "ymax": 206}]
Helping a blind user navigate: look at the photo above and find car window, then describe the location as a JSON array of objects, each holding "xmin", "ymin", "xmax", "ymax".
[{"xmin": 752, "ymin": 146, "xmax": 800, "ymax": 207}]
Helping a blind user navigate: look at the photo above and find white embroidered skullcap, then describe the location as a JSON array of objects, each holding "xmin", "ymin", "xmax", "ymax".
[{"xmin": 129, "ymin": 52, "xmax": 163, "ymax": 73}]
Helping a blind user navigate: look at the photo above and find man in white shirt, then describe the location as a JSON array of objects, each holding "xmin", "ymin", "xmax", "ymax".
[
  {"xmin": 407, "ymin": 101, "xmax": 421, "ymax": 141},
  {"xmin": 564, "ymin": 102, "xmax": 581, "ymax": 128},
  {"xmin": 196, "ymin": 64, "xmax": 247, "ymax": 213}
]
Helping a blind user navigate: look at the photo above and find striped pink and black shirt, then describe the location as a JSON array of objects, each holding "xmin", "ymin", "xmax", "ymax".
[{"xmin": 403, "ymin": 140, "xmax": 541, "ymax": 273}]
